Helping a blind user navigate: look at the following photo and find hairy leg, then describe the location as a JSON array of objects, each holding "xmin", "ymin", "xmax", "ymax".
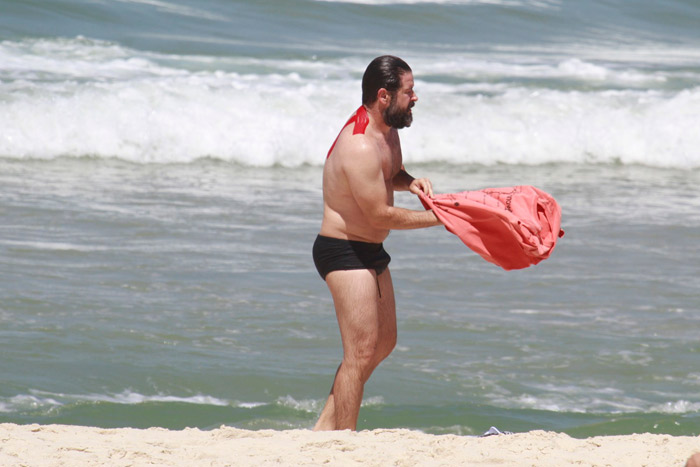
[
  {"xmin": 313, "ymin": 366, "xmax": 340, "ymax": 431},
  {"xmin": 314, "ymin": 268, "xmax": 396, "ymax": 431}
]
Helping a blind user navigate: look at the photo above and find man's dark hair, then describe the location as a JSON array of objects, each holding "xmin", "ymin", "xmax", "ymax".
[{"xmin": 362, "ymin": 55, "xmax": 412, "ymax": 105}]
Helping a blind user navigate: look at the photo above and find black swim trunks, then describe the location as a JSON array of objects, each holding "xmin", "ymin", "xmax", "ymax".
[{"xmin": 312, "ymin": 234, "xmax": 391, "ymax": 280}]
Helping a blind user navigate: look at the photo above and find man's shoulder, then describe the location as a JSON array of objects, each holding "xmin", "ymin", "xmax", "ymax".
[{"xmin": 335, "ymin": 130, "xmax": 378, "ymax": 164}]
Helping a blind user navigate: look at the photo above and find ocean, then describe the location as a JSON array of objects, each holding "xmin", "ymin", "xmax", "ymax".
[{"xmin": 1, "ymin": 0, "xmax": 699, "ymax": 438}]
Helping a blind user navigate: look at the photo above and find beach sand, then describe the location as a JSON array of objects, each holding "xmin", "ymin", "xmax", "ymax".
[{"xmin": 1, "ymin": 423, "xmax": 698, "ymax": 466}]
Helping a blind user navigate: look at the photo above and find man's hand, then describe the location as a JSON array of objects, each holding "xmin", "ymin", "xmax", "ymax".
[{"xmin": 409, "ymin": 177, "xmax": 434, "ymax": 198}]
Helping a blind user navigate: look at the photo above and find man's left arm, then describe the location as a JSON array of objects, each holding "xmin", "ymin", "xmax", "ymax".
[{"xmin": 393, "ymin": 166, "xmax": 434, "ymax": 197}]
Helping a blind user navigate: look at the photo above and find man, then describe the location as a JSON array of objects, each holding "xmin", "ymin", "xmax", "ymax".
[{"xmin": 312, "ymin": 55, "xmax": 442, "ymax": 431}]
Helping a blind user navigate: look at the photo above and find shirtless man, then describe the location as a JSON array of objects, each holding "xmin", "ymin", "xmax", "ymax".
[{"xmin": 312, "ymin": 55, "xmax": 441, "ymax": 431}]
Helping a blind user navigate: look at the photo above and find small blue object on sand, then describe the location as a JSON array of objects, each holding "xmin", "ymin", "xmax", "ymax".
[{"xmin": 480, "ymin": 426, "xmax": 514, "ymax": 437}]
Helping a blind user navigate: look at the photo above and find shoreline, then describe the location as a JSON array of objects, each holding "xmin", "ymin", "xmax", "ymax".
[{"xmin": 1, "ymin": 423, "xmax": 698, "ymax": 466}]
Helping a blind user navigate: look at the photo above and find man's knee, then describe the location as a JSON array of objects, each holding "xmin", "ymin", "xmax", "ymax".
[
  {"xmin": 344, "ymin": 338, "xmax": 382, "ymax": 379},
  {"xmin": 350, "ymin": 342, "xmax": 378, "ymax": 365},
  {"xmin": 354, "ymin": 333, "xmax": 396, "ymax": 376}
]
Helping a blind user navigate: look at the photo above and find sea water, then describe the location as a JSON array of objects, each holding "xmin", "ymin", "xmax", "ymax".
[{"xmin": 1, "ymin": 0, "xmax": 699, "ymax": 437}]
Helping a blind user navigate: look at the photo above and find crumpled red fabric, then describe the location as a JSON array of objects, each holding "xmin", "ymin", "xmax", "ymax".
[{"xmin": 419, "ymin": 186, "xmax": 564, "ymax": 270}]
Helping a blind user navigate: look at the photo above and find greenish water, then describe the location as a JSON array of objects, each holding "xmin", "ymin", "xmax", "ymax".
[
  {"xmin": 1, "ymin": 159, "xmax": 698, "ymax": 438},
  {"xmin": 1, "ymin": 0, "xmax": 699, "ymax": 437}
]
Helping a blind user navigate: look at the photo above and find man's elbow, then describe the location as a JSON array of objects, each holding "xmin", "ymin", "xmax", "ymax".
[{"xmin": 365, "ymin": 209, "xmax": 394, "ymax": 230}]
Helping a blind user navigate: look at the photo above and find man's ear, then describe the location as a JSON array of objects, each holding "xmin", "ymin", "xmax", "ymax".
[{"xmin": 377, "ymin": 88, "xmax": 390, "ymax": 104}]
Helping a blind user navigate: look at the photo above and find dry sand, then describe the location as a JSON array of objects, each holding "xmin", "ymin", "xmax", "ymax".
[{"xmin": 1, "ymin": 423, "xmax": 698, "ymax": 466}]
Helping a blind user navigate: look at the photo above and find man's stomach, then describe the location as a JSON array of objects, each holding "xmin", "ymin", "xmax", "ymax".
[{"xmin": 319, "ymin": 207, "xmax": 390, "ymax": 244}]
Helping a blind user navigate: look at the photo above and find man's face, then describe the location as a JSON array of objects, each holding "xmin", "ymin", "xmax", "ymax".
[{"xmin": 383, "ymin": 71, "xmax": 417, "ymax": 129}]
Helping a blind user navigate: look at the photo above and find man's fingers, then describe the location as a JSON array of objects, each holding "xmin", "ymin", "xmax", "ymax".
[
  {"xmin": 409, "ymin": 178, "xmax": 434, "ymax": 197},
  {"xmin": 424, "ymin": 179, "xmax": 434, "ymax": 198},
  {"xmin": 419, "ymin": 178, "xmax": 433, "ymax": 198}
]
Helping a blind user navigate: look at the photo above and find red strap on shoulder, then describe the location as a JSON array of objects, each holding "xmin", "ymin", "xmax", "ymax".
[
  {"xmin": 352, "ymin": 105, "xmax": 370, "ymax": 135},
  {"xmin": 326, "ymin": 106, "xmax": 369, "ymax": 159}
]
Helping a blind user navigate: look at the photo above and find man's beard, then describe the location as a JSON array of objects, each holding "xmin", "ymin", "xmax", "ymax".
[{"xmin": 383, "ymin": 98, "xmax": 414, "ymax": 129}]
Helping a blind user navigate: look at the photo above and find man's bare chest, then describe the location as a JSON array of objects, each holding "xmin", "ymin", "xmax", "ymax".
[{"xmin": 377, "ymin": 133, "xmax": 402, "ymax": 180}]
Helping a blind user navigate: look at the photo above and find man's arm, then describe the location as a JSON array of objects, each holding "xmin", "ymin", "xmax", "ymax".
[
  {"xmin": 392, "ymin": 168, "xmax": 414, "ymax": 191},
  {"xmin": 393, "ymin": 166, "xmax": 435, "ymax": 198},
  {"xmin": 344, "ymin": 145, "xmax": 440, "ymax": 230}
]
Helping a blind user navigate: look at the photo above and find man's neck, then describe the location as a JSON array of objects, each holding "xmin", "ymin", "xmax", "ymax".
[{"xmin": 365, "ymin": 104, "xmax": 392, "ymax": 135}]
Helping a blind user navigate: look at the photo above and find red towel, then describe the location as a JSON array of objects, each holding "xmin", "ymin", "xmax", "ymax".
[{"xmin": 419, "ymin": 186, "xmax": 564, "ymax": 270}]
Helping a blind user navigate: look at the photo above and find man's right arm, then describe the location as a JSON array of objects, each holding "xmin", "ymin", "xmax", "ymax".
[{"xmin": 344, "ymin": 142, "xmax": 441, "ymax": 230}]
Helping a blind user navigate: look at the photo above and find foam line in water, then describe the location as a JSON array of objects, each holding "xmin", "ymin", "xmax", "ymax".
[
  {"xmin": 0, "ymin": 390, "xmax": 238, "ymax": 413},
  {"xmin": 110, "ymin": 0, "xmax": 224, "ymax": 21},
  {"xmin": 1, "ymin": 37, "xmax": 698, "ymax": 168}
]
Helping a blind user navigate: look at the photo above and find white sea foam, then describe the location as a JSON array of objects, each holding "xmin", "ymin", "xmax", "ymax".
[
  {"xmin": 2, "ymin": 240, "xmax": 109, "ymax": 252},
  {"xmin": 108, "ymin": 0, "xmax": 224, "ymax": 21},
  {"xmin": 1, "ymin": 37, "xmax": 698, "ymax": 168},
  {"xmin": 0, "ymin": 390, "xmax": 236, "ymax": 413},
  {"xmin": 491, "ymin": 382, "xmax": 700, "ymax": 415},
  {"xmin": 238, "ymin": 402, "xmax": 267, "ymax": 409},
  {"xmin": 649, "ymin": 400, "xmax": 700, "ymax": 414},
  {"xmin": 421, "ymin": 56, "xmax": 668, "ymax": 84},
  {"xmin": 79, "ymin": 390, "xmax": 232, "ymax": 406},
  {"xmin": 274, "ymin": 395, "xmax": 384, "ymax": 414},
  {"xmin": 404, "ymin": 86, "xmax": 700, "ymax": 168},
  {"xmin": 2, "ymin": 394, "xmax": 63, "ymax": 413},
  {"xmin": 275, "ymin": 395, "xmax": 323, "ymax": 413}
]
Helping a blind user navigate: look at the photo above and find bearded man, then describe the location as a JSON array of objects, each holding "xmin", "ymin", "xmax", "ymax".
[{"xmin": 312, "ymin": 55, "xmax": 441, "ymax": 431}]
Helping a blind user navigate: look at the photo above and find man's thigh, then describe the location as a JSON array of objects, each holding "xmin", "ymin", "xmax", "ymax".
[
  {"xmin": 326, "ymin": 269, "xmax": 382, "ymax": 353},
  {"xmin": 326, "ymin": 268, "xmax": 397, "ymax": 353}
]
